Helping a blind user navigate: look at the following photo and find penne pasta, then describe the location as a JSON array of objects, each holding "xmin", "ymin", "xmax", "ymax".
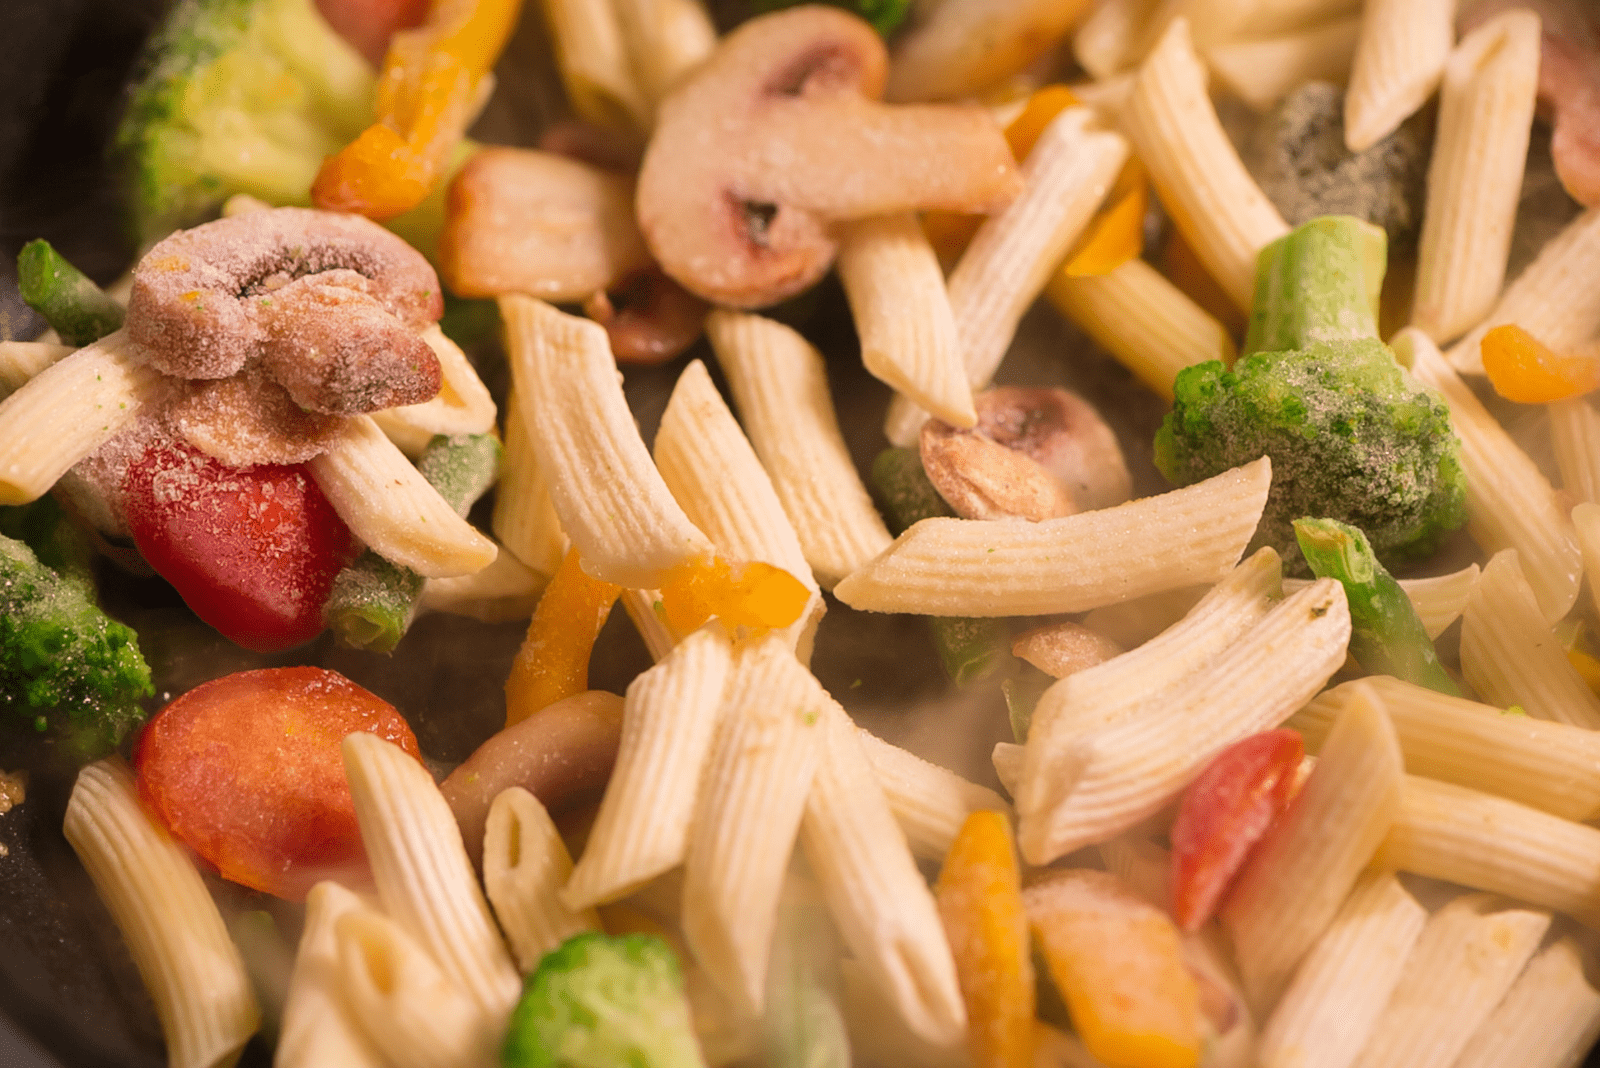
[
  {"xmin": 1352, "ymin": 894, "xmax": 1549, "ymax": 1068},
  {"xmin": 1221, "ymin": 683, "xmax": 1404, "ymax": 1014},
  {"xmin": 1342, "ymin": 0, "xmax": 1454, "ymax": 153},
  {"xmin": 1377, "ymin": 775, "xmax": 1600, "ymax": 928},
  {"xmin": 706, "ymin": 310, "xmax": 890, "ymax": 588},
  {"xmin": 1204, "ymin": 17, "xmax": 1361, "ymax": 113},
  {"xmin": 1292, "ymin": 676, "xmax": 1600, "ymax": 821},
  {"xmin": 1044, "ymin": 256, "xmax": 1235, "ymax": 402},
  {"xmin": 1016, "ymin": 577, "xmax": 1351, "ymax": 865},
  {"xmin": 1445, "ymin": 207, "xmax": 1600, "ymax": 375},
  {"xmin": 1409, "ymin": 10, "xmax": 1542, "ymax": 344},
  {"xmin": 801, "ymin": 701, "xmax": 966, "ymax": 1047},
  {"xmin": 833, "ymin": 456, "xmax": 1271, "ymax": 617},
  {"xmin": 483, "ymin": 786, "xmax": 600, "ymax": 973},
  {"xmin": 564, "ymin": 625, "xmax": 733, "ymax": 909},
  {"xmin": 835, "ymin": 214, "xmax": 972, "ymax": 429},
  {"xmin": 0, "ymin": 339, "xmax": 70, "ymax": 396},
  {"xmin": 682, "ymin": 634, "xmax": 827, "ymax": 1016},
  {"xmin": 275, "ymin": 881, "xmax": 387, "ymax": 1068},
  {"xmin": 537, "ymin": 0, "xmax": 647, "ymax": 129},
  {"xmin": 619, "ymin": 586, "xmax": 678, "ymax": 662},
  {"xmin": 0, "ymin": 330, "xmax": 169, "ymax": 505},
  {"xmin": 884, "ymin": 0, "xmax": 1096, "ymax": 102},
  {"xmin": 1575, "ymin": 502, "xmax": 1600, "ymax": 618},
  {"xmin": 1255, "ymin": 870, "xmax": 1426, "ymax": 1068},
  {"xmin": 1121, "ymin": 18, "xmax": 1289, "ymax": 312},
  {"xmin": 1459, "ymin": 549, "xmax": 1600, "ymax": 729},
  {"xmin": 611, "ymin": 0, "xmax": 717, "ymax": 121},
  {"xmin": 501, "ymin": 294, "xmax": 713, "ymax": 588},
  {"xmin": 491, "ymin": 389, "xmax": 567, "ymax": 583},
  {"xmin": 63, "ymin": 760, "xmax": 260, "ymax": 1068},
  {"xmin": 1452, "ymin": 938, "xmax": 1600, "ymax": 1068},
  {"xmin": 342, "ymin": 732, "xmax": 522, "ymax": 1024},
  {"xmin": 1073, "ymin": 0, "xmax": 1162, "ymax": 80},
  {"xmin": 419, "ymin": 541, "xmax": 546, "ymax": 622},
  {"xmin": 1401, "ymin": 329, "xmax": 1582, "ymax": 622},
  {"xmin": 1550, "ymin": 398, "xmax": 1600, "ymax": 505},
  {"xmin": 369, "ymin": 325, "xmax": 498, "ymax": 457},
  {"xmin": 309, "ymin": 414, "xmax": 497, "ymax": 578},
  {"xmin": 856, "ymin": 727, "xmax": 1010, "ymax": 863}
]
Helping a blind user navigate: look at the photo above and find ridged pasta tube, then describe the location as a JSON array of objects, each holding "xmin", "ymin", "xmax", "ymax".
[
  {"xmin": 484, "ymin": 786, "xmax": 600, "ymax": 973},
  {"xmin": 274, "ymin": 881, "xmax": 387, "ymax": 1068},
  {"xmin": 1343, "ymin": 0, "xmax": 1454, "ymax": 153}
]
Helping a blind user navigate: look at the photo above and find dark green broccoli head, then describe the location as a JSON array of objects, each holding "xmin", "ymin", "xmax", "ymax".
[
  {"xmin": 502, "ymin": 932, "xmax": 706, "ymax": 1068},
  {"xmin": 1, "ymin": 536, "xmax": 152, "ymax": 760}
]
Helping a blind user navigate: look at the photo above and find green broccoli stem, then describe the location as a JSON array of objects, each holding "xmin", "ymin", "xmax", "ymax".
[
  {"xmin": 16, "ymin": 240, "xmax": 126, "ymax": 347},
  {"xmin": 1003, "ymin": 665, "xmax": 1055, "ymax": 744},
  {"xmin": 325, "ymin": 433, "xmax": 501, "ymax": 653},
  {"xmin": 1243, "ymin": 215, "xmax": 1387, "ymax": 357},
  {"xmin": 871, "ymin": 447, "xmax": 1009, "ymax": 685},
  {"xmin": 1293, "ymin": 516, "xmax": 1460, "ymax": 697},
  {"xmin": 1, "ymin": 534, "xmax": 152, "ymax": 761}
]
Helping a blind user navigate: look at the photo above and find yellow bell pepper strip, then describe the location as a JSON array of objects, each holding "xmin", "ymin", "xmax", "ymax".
[
  {"xmin": 312, "ymin": 0, "xmax": 521, "ymax": 220},
  {"xmin": 1023, "ymin": 869, "xmax": 1202, "ymax": 1068},
  {"xmin": 1481, "ymin": 323, "xmax": 1600, "ymax": 404},
  {"xmin": 656, "ymin": 554, "xmax": 811, "ymax": 639},
  {"xmin": 504, "ymin": 547, "xmax": 621, "ymax": 728},
  {"xmin": 934, "ymin": 811, "xmax": 1035, "ymax": 1068}
]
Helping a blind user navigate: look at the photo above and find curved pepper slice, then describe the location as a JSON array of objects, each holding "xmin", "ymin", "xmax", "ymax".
[
  {"xmin": 504, "ymin": 547, "xmax": 621, "ymax": 728},
  {"xmin": 312, "ymin": 0, "xmax": 521, "ymax": 219},
  {"xmin": 1482, "ymin": 323, "xmax": 1600, "ymax": 404},
  {"xmin": 657, "ymin": 554, "xmax": 811, "ymax": 639}
]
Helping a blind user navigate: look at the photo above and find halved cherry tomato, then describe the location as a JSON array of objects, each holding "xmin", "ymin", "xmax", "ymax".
[
  {"xmin": 1169, "ymin": 729, "xmax": 1303, "ymax": 931},
  {"xmin": 122, "ymin": 437, "xmax": 355, "ymax": 652},
  {"xmin": 135, "ymin": 666, "xmax": 421, "ymax": 901},
  {"xmin": 315, "ymin": 0, "xmax": 430, "ymax": 65}
]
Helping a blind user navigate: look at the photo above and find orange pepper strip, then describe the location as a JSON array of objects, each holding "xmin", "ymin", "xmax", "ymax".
[
  {"xmin": 504, "ymin": 547, "xmax": 621, "ymax": 728},
  {"xmin": 935, "ymin": 811, "xmax": 1035, "ymax": 1068},
  {"xmin": 1024, "ymin": 869, "xmax": 1202, "ymax": 1068},
  {"xmin": 922, "ymin": 85, "xmax": 1080, "ymax": 265},
  {"xmin": 312, "ymin": 0, "xmax": 521, "ymax": 220},
  {"xmin": 1481, "ymin": 324, "xmax": 1600, "ymax": 404},
  {"xmin": 656, "ymin": 555, "xmax": 811, "ymax": 638},
  {"xmin": 1062, "ymin": 157, "xmax": 1148, "ymax": 277}
]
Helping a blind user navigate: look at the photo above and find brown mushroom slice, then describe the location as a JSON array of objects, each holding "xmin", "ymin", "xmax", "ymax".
[
  {"xmin": 636, "ymin": 6, "xmax": 1020, "ymax": 307},
  {"xmin": 583, "ymin": 267, "xmax": 710, "ymax": 365},
  {"xmin": 127, "ymin": 206, "xmax": 442, "ymax": 381},
  {"xmin": 1011, "ymin": 622, "xmax": 1124, "ymax": 679},
  {"xmin": 439, "ymin": 147, "xmax": 653, "ymax": 300},
  {"xmin": 440, "ymin": 690, "xmax": 625, "ymax": 867},
  {"xmin": 170, "ymin": 367, "xmax": 346, "ymax": 467},
  {"xmin": 920, "ymin": 387, "xmax": 1132, "ymax": 521}
]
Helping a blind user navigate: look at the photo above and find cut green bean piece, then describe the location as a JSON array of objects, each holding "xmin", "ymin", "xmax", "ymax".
[
  {"xmin": 16, "ymin": 240, "xmax": 125, "ymax": 346},
  {"xmin": 1293, "ymin": 515, "xmax": 1460, "ymax": 696},
  {"xmin": 870, "ymin": 447, "xmax": 1009, "ymax": 686},
  {"xmin": 1003, "ymin": 666, "xmax": 1055, "ymax": 744},
  {"xmin": 326, "ymin": 433, "xmax": 501, "ymax": 653}
]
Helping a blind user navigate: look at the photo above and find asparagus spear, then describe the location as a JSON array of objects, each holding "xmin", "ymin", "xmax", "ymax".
[
  {"xmin": 1293, "ymin": 515, "xmax": 1460, "ymax": 696},
  {"xmin": 325, "ymin": 433, "xmax": 502, "ymax": 652},
  {"xmin": 16, "ymin": 240, "xmax": 125, "ymax": 346},
  {"xmin": 871, "ymin": 447, "xmax": 1009, "ymax": 685}
]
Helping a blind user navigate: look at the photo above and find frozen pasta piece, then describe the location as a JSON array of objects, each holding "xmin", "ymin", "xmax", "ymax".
[
  {"xmin": 1206, "ymin": 18, "xmax": 1361, "ymax": 113},
  {"xmin": 1074, "ymin": 0, "xmax": 1161, "ymax": 80},
  {"xmin": 536, "ymin": 0, "xmax": 646, "ymax": 128},
  {"xmin": 491, "ymin": 389, "xmax": 566, "ymax": 583},
  {"xmin": 0, "ymin": 340, "xmax": 70, "ymax": 396},
  {"xmin": 275, "ymin": 881, "xmax": 386, "ymax": 1068},
  {"xmin": 1343, "ymin": 0, "xmax": 1453, "ymax": 152},
  {"xmin": 1452, "ymin": 937, "xmax": 1600, "ymax": 1068},
  {"xmin": 611, "ymin": 0, "xmax": 716, "ymax": 122},
  {"xmin": 484, "ymin": 786, "xmax": 600, "ymax": 972},
  {"xmin": 885, "ymin": 0, "xmax": 1094, "ymax": 102},
  {"xmin": 1550, "ymin": 398, "xmax": 1600, "ymax": 505},
  {"xmin": 856, "ymin": 728, "xmax": 1009, "ymax": 862}
]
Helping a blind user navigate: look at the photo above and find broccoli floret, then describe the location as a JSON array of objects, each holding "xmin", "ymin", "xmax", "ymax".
[
  {"xmin": 502, "ymin": 932, "xmax": 706, "ymax": 1068},
  {"xmin": 1154, "ymin": 215, "xmax": 1466, "ymax": 572},
  {"xmin": 752, "ymin": 0, "xmax": 910, "ymax": 35},
  {"xmin": 1, "ymin": 535, "xmax": 152, "ymax": 760},
  {"xmin": 115, "ymin": 0, "xmax": 376, "ymax": 245}
]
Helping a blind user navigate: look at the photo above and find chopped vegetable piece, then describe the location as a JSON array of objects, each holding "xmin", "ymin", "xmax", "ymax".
[
  {"xmin": 1061, "ymin": 158, "xmax": 1148, "ymax": 278},
  {"xmin": 501, "ymin": 931, "xmax": 706, "ymax": 1068},
  {"xmin": 133, "ymin": 666, "xmax": 421, "ymax": 900},
  {"xmin": 1155, "ymin": 215, "xmax": 1466, "ymax": 571},
  {"xmin": 122, "ymin": 436, "xmax": 356, "ymax": 653},
  {"xmin": 935, "ymin": 811, "xmax": 1035, "ymax": 1068},
  {"xmin": 1293, "ymin": 516, "xmax": 1461, "ymax": 695},
  {"xmin": 325, "ymin": 432, "xmax": 501, "ymax": 652},
  {"xmin": 1024, "ymin": 869, "xmax": 1202, "ymax": 1068},
  {"xmin": 1002, "ymin": 667, "xmax": 1053, "ymax": 744},
  {"xmin": 311, "ymin": 0, "xmax": 521, "ymax": 219},
  {"xmin": 0, "ymin": 496, "xmax": 94, "ymax": 591},
  {"xmin": 656, "ymin": 555, "xmax": 810, "ymax": 637},
  {"xmin": 505, "ymin": 548, "xmax": 622, "ymax": 729},
  {"xmin": 1481, "ymin": 323, "xmax": 1600, "ymax": 403},
  {"xmin": 15, "ymin": 240, "xmax": 125, "ymax": 346},
  {"xmin": 1168, "ymin": 729, "xmax": 1303, "ymax": 932},
  {"xmin": 0, "ymin": 534, "xmax": 152, "ymax": 761}
]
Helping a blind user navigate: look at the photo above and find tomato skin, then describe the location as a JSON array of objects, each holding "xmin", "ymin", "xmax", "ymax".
[
  {"xmin": 122, "ymin": 438, "xmax": 355, "ymax": 653},
  {"xmin": 1169, "ymin": 729, "xmax": 1304, "ymax": 931},
  {"xmin": 315, "ymin": 0, "xmax": 430, "ymax": 64},
  {"xmin": 135, "ymin": 667, "xmax": 422, "ymax": 901}
]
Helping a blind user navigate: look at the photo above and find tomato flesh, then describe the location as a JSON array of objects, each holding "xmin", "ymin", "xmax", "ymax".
[
  {"xmin": 135, "ymin": 666, "xmax": 422, "ymax": 901},
  {"xmin": 122, "ymin": 438, "xmax": 354, "ymax": 652},
  {"xmin": 1169, "ymin": 729, "xmax": 1304, "ymax": 931}
]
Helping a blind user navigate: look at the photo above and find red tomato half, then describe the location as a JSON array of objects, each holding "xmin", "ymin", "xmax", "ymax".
[
  {"xmin": 122, "ymin": 438, "xmax": 355, "ymax": 652},
  {"xmin": 135, "ymin": 667, "xmax": 422, "ymax": 901},
  {"xmin": 1169, "ymin": 729, "xmax": 1304, "ymax": 931}
]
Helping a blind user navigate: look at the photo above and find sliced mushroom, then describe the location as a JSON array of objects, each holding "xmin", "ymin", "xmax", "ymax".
[
  {"xmin": 169, "ymin": 366, "xmax": 345, "ymax": 467},
  {"xmin": 583, "ymin": 267, "xmax": 710, "ymax": 365},
  {"xmin": 1011, "ymin": 622, "xmax": 1124, "ymax": 679},
  {"xmin": 920, "ymin": 387, "xmax": 1131, "ymax": 521},
  {"xmin": 636, "ymin": 6, "xmax": 1021, "ymax": 307},
  {"xmin": 440, "ymin": 690, "xmax": 624, "ymax": 867},
  {"xmin": 439, "ymin": 147, "xmax": 653, "ymax": 301}
]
